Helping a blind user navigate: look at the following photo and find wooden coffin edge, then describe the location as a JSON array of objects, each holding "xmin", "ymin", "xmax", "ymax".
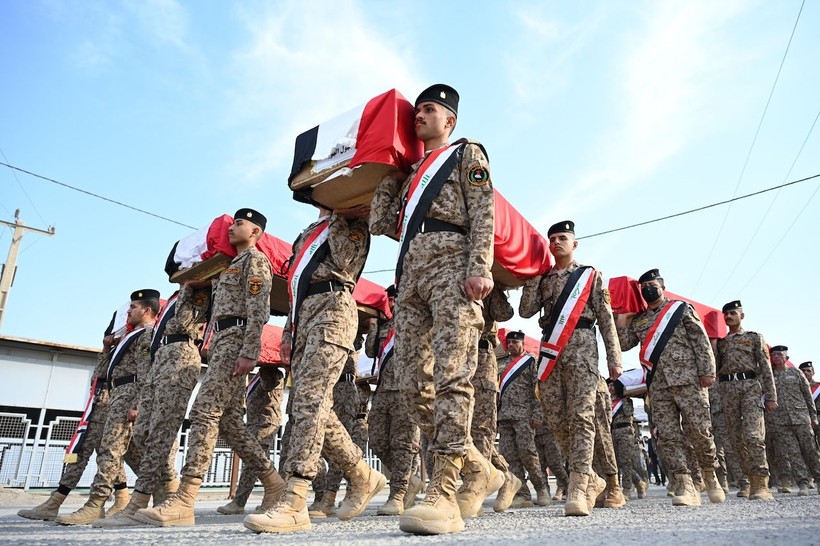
[{"xmin": 170, "ymin": 253, "xmax": 233, "ymax": 283}]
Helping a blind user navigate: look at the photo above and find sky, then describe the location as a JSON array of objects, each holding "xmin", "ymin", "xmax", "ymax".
[{"xmin": 1, "ymin": 0, "xmax": 818, "ymax": 373}]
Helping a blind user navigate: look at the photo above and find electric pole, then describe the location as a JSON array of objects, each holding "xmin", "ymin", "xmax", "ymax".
[{"xmin": 0, "ymin": 209, "xmax": 56, "ymax": 330}]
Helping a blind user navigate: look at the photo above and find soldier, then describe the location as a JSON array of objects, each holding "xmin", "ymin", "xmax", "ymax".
[
  {"xmin": 615, "ymin": 269, "xmax": 723, "ymax": 507},
  {"xmin": 769, "ymin": 346, "xmax": 820, "ymax": 496},
  {"xmin": 591, "ymin": 377, "xmax": 626, "ymax": 509},
  {"xmin": 243, "ymin": 205, "xmax": 385, "ymax": 534},
  {"xmin": 799, "ymin": 362, "xmax": 820, "ymax": 415},
  {"xmin": 497, "ymin": 331, "xmax": 550, "ymax": 508},
  {"xmin": 218, "ymin": 366, "xmax": 286, "ymax": 515},
  {"xmin": 709, "ymin": 384, "xmax": 747, "ymax": 494},
  {"xmin": 57, "ymin": 289, "xmax": 160, "ymax": 525},
  {"xmin": 609, "ymin": 376, "xmax": 648, "ymax": 499},
  {"xmin": 714, "ymin": 300, "xmax": 776, "ymax": 500},
  {"xmin": 366, "ymin": 286, "xmax": 422, "ymax": 516},
  {"xmin": 535, "ymin": 424, "xmax": 569, "ymax": 501},
  {"xmin": 370, "ymin": 83, "xmax": 501, "ymax": 535},
  {"xmin": 519, "ymin": 220, "xmax": 622, "ymax": 517},
  {"xmin": 136, "ymin": 209, "xmax": 284, "ymax": 528}
]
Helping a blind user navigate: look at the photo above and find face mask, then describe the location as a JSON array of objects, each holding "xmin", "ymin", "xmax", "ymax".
[{"xmin": 641, "ymin": 285, "xmax": 661, "ymax": 303}]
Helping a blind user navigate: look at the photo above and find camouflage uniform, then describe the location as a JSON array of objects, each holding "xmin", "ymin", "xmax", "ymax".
[
  {"xmin": 769, "ymin": 367, "xmax": 820, "ymax": 487},
  {"xmin": 617, "ymin": 299, "xmax": 718, "ymax": 477},
  {"xmin": 281, "ymin": 215, "xmax": 369, "ymax": 479},
  {"xmin": 535, "ymin": 425, "xmax": 569, "ymax": 492},
  {"xmin": 709, "ymin": 385, "xmax": 746, "ymax": 487},
  {"xmin": 370, "ymin": 141, "xmax": 494, "ymax": 455},
  {"xmin": 182, "ymin": 247, "xmax": 274, "ymax": 480},
  {"xmin": 611, "ymin": 396, "xmax": 644, "ymax": 490},
  {"xmin": 592, "ymin": 378, "xmax": 618, "ymax": 477},
  {"xmin": 324, "ymin": 341, "xmax": 362, "ymax": 492},
  {"xmin": 498, "ymin": 351, "xmax": 546, "ymax": 494},
  {"xmin": 715, "ymin": 329, "xmax": 776, "ymax": 479},
  {"xmin": 519, "ymin": 262, "xmax": 621, "ymax": 474},
  {"xmin": 133, "ymin": 286, "xmax": 210, "ymax": 495}
]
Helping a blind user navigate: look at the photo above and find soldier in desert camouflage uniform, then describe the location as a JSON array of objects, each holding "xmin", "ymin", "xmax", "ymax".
[
  {"xmin": 535, "ymin": 424, "xmax": 569, "ymax": 501},
  {"xmin": 519, "ymin": 220, "xmax": 622, "ymax": 517},
  {"xmin": 609, "ymin": 380, "xmax": 646, "ymax": 499},
  {"xmin": 591, "ymin": 377, "xmax": 626, "ymax": 508},
  {"xmin": 709, "ymin": 384, "xmax": 746, "ymax": 493},
  {"xmin": 799, "ymin": 362, "xmax": 820, "ymax": 415}
]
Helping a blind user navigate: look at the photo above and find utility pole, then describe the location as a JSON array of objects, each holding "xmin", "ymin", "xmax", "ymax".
[{"xmin": 0, "ymin": 209, "xmax": 55, "ymax": 330}]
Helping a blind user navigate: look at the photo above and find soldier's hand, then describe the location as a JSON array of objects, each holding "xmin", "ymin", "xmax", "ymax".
[
  {"xmin": 335, "ymin": 204, "xmax": 371, "ymax": 219},
  {"xmin": 465, "ymin": 276, "xmax": 493, "ymax": 301},
  {"xmin": 698, "ymin": 375, "xmax": 716, "ymax": 388},
  {"xmin": 615, "ymin": 312, "xmax": 636, "ymax": 328},
  {"xmin": 280, "ymin": 341, "xmax": 292, "ymax": 364},
  {"xmin": 233, "ymin": 356, "xmax": 257, "ymax": 376},
  {"xmin": 126, "ymin": 408, "xmax": 138, "ymax": 422},
  {"xmin": 764, "ymin": 400, "xmax": 778, "ymax": 412},
  {"xmin": 609, "ymin": 365, "xmax": 622, "ymax": 380},
  {"xmin": 531, "ymin": 420, "xmax": 542, "ymax": 429}
]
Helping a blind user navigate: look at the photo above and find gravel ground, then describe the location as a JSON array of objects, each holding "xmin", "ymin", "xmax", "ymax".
[{"xmin": 1, "ymin": 484, "xmax": 819, "ymax": 546}]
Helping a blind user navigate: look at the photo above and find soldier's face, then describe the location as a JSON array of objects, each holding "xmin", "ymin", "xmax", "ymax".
[
  {"xmin": 387, "ymin": 296, "xmax": 395, "ymax": 314},
  {"xmin": 723, "ymin": 309, "xmax": 743, "ymax": 326},
  {"xmin": 126, "ymin": 301, "xmax": 146, "ymax": 326},
  {"xmin": 228, "ymin": 219, "xmax": 256, "ymax": 245},
  {"xmin": 414, "ymin": 102, "xmax": 453, "ymax": 141},
  {"xmin": 508, "ymin": 339, "xmax": 524, "ymax": 356},
  {"xmin": 802, "ymin": 368, "xmax": 813, "ymax": 382},
  {"xmin": 771, "ymin": 352, "xmax": 787, "ymax": 366},
  {"xmin": 548, "ymin": 233, "xmax": 577, "ymax": 259}
]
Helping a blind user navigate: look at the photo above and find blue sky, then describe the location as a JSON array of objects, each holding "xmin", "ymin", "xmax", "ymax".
[{"xmin": 1, "ymin": 0, "xmax": 818, "ymax": 371}]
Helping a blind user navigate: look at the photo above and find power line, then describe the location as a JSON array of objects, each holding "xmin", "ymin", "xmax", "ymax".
[
  {"xmin": 0, "ymin": 161, "xmax": 197, "ymax": 230},
  {"xmin": 0, "ymin": 147, "xmax": 48, "ymax": 225},
  {"xmin": 692, "ymin": 0, "xmax": 806, "ymax": 291}
]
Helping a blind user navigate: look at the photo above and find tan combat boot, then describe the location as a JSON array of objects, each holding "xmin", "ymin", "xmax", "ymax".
[
  {"xmin": 404, "ymin": 473, "xmax": 423, "ymax": 509},
  {"xmin": 510, "ymin": 487, "xmax": 534, "ymax": 508},
  {"xmin": 243, "ymin": 477, "xmax": 312, "ymax": 533},
  {"xmin": 92, "ymin": 491, "xmax": 151, "ymax": 528},
  {"xmin": 153, "ymin": 478, "xmax": 179, "ymax": 507},
  {"xmin": 586, "ymin": 472, "xmax": 607, "ymax": 510},
  {"xmin": 748, "ymin": 475, "xmax": 774, "ymax": 501},
  {"xmin": 535, "ymin": 485, "xmax": 552, "ymax": 507},
  {"xmin": 636, "ymin": 479, "xmax": 647, "ymax": 499},
  {"xmin": 602, "ymin": 474, "xmax": 626, "ymax": 508},
  {"xmin": 456, "ymin": 445, "xmax": 504, "ymax": 518},
  {"xmin": 400, "ymin": 454, "xmax": 465, "ymax": 535},
  {"xmin": 259, "ymin": 468, "xmax": 287, "ymax": 512},
  {"xmin": 17, "ymin": 491, "xmax": 67, "ymax": 521},
  {"xmin": 377, "ymin": 488, "xmax": 406, "ymax": 516},
  {"xmin": 337, "ymin": 459, "xmax": 386, "ymax": 521},
  {"xmin": 104, "ymin": 488, "xmax": 131, "ymax": 518},
  {"xmin": 737, "ymin": 479, "xmax": 751, "ymax": 498},
  {"xmin": 493, "ymin": 470, "xmax": 522, "ymax": 512},
  {"xmin": 217, "ymin": 498, "xmax": 246, "ymax": 515},
  {"xmin": 308, "ymin": 490, "xmax": 336, "ymax": 518},
  {"xmin": 622, "ymin": 486, "xmax": 635, "ymax": 500},
  {"xmin": 564, "ymin": 472, "xmax": 591, "ymax": 516},
  {"xmin": 133, "ymin": 475, "xmax": 201, "ymax": 526},
  {"xmin": 56, "ymin": 494, "xmax": 107, "ymax": 525},
  {"xmin": 798, "ymin": 483, "xmax": 810, "ymax": 496},
  {"xmin": 778, "ymin": 478, "xmax": 794, "ymax": 494},
  {"xmin": 552, "ymin": 484, "xmax": 566, "ymax": 502},
  {"xmin": 702, "ymin": 468, "xmax": 726, "ymax": 504},
  {"xmin": 671, "ymin": 474, "xmax": 701, "ymax": 506}
]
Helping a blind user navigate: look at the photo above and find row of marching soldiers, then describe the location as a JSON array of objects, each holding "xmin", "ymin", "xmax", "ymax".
[{"xmin": 16, "ymin": 82, "xmax": 820, "ymax": 536}]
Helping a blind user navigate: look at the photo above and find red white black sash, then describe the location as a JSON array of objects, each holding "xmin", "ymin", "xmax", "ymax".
[
  {"xmin": 499, "ymin": 354, "xmax": 535, "ymax": 403},
  {"xmin": 611, "ymin": 397, "xmax": 624, "ymax": 418},
  {"xmin": 377, "ymin": 329, "xmax": 395, "ymax": 376},
  {"xmin": 246, "ymin": 373, "xmax": 261, "ymax": 398},
  {"xmin": 394, "ymin": 141, "xmax": 466, "ymax": 285},
  {"xmin": 639, "ymin": 300, "xmax": 687, "ymax": 381},
  {"xmin": 106, "ymin": 327, "xmax": 145, "ymax": 381},
  {"xmin": 64, "ymin": 378, "xmax": 103, "ymax": 463},
  {"xmin": 537, "ymin": 266, "xmax": 595, "ymax": 382},
  {"xmin": 287, "ymin": 218, "xmax": 331, "ymax": 335},
  {"xmin": 150, "ymin": 292, "xmax": 179, "ymax": 359},
  {"xmin": 812, "ymin": 383, "xmax": 820, "ymax": 401}
]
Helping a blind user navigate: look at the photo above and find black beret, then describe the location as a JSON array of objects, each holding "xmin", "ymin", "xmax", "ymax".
[
  {"xmin": 722, "ymin": 300, "xmax": 742, "ymax": 312},
  {"xmin": 638, "ymin": 269, "xmax": 661, "ymax": 284},
  {"xmin": 415, "ymin": 84, "xmax": 459, "ymax": 116},
  {"xmin": 507, "ymin": 330, "xmax": 525, "ymax": 341},
  {"xmin": 799, "ymin": 361, "xmax": 813, "ymax": 371},
  {"xmin": 612, "ymin": 379, "xmax": 625, "ymax": 399},
  {"xmin": 770, "ymin": 345, "xmax": 788, "ymax": 353},
  {"xmin": 547, "ymin": 220, "xmax": 575, "ymax": 237},
  {"xmin": 386, "ymin": 285, "xmax": 398, "ymax": 298},
  {"xmin": 235, "ymin": 208, "xmax": 267, "ymax": 231},
  {"xmin": 131, "ymin": 289, "xmax": 160, "ymax": 302}
]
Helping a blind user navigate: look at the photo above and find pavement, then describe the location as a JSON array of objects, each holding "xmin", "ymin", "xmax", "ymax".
[{"xmin": 1, "ymin": 484, "xmax": 819, "ymax": 545}]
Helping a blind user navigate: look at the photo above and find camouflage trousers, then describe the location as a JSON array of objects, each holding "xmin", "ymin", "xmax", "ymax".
[
  {"xmin": 184, "ymin": 328, "xmax": 273, "ymax": 479},
  {"xmin": 538, "ymin": 329, "xmax": 600, "ymax": 474},
  {"xmin": 650, "ymin": 384, "xmax": 717, "ymax": 476},
  {"xmin": 472, "ymin": 382, "xmax": 509, "ymax": 473},
  {"xmin": 323, "ymin": 379, "xmax": 359, "ymax": 492},
  {"xmin": 285, "ymin": 292, "xmax": 362, "ymax": 479},
  {"xmin": 234, "ymin": 368, "xmax": 285, "ymax": 506},
  {"xmin": 498, "ymin": 419, "xmax": 546, "ymax": 491},
  {"xmin": 592, "ymin": 387, "xmax": 618, "ymax": 477},
  {"xmin": 132, "ymin": 340, "xmax": 200, "ymax": 494},
  {"xmin": 90, "ymin": 383, "xmax": 142, "ymax": 497},
  {"xmin": 765, "ymin": 417, "xmax": 792, "ymax": 486},
  {"xmin": 769, "ymin": 423, "xmax": 820, "ymax": 486},
  {"xmin": 353, "ymin": 382, "xmax": 371, "ymax": 454},
  {"xmin": 712, "ymin": 409, "xmax": 747, "ymax": 486},
  {"xmin": 719, "ymin": 380, "xmax": 768, "ymax": 477},
  {"xmin": 395, "ymin": 235, "xmax": 483, "ymax": 455},
  {"xmin": 369, "ymin": 388, "xmax": 420, "ymax": 495},
  {"xmin": 613, "ymin": 426, "xmax": 643, "ymax": 489},
  {"xmin": 60, "ymin": 389, "xmax": 126, "ymax": 490},
  {"xmin": 535, "ymin": 426, "xmax": 568, "ymax": 489}
]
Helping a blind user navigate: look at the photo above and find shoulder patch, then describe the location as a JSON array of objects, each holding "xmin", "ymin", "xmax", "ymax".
[
  {"xmin": 248, "ymin": 276, "xmax": 264, "ymax": 296},
  {"xmin": 348, "ymin": 229, "xmax": 365, "ymax": 242},
  {"xmin": 194, "ymin": 293, "xmax": 209, "ymax": 307},
  {"xmin": 468, "ymin": 165, "xmax": 490, "ymax": 186}
]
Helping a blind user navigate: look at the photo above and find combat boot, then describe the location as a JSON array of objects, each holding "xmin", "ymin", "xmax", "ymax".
[
  {"xmin": 17, "ymin": 491, "xmax": 67, "ymax": 521},
  {"xmin": 217, "ymin": 498, "xmax": 246, "ymax": 515},
  {"xmin": 493, "ymin": 471, "xmax": 522, "ymax": 512},
  {"xmin": 702, "ymin": 468, "xmax": 726, "ymax": 503},
  {"xmin": 56, "ymin": 494, "xmax": 107, "ymax": 525},
  {"xmin": 552, "ymin": 484, "xmax": 566, "ymax": 502},
  {"xmin": 337, "ymin": 460, "xmax": 386, "ymax": 521},
  {"xmin": 259, "ymin": 468, "xmax": 287, "ymax": 512},
  {"xmin": 243, "ymin": 477, "xmax": 312, "ymax": 533},
  {"xmin": 748, "ymin": 475, "xmax": 774, "ymax": 501},
  {"xmin": 92, "ymin": 491, "xmax": 151, "ymax": 528},
  {"xmin": 798, "ymin": 482, "xmax": 810, "ymax": 496},
  {"xmin": 636, "ymin": 479, "xmax": 647, "ymax": 499},
  {"xmin": 404, "ymin": 473, "xmax": 423, "ymax": 509},
  {"xmin": 105, "ymin": 487, "xmax": 131, "ymax": 518},
  {"xmin": 564, "ymin": 472, "xmax": 591, "ymax": 516},
  {"xmin": 153, "ymin": 478, "xmax": 179, "ymax": 507},
  {"xmin": 377, "ymin": 488, "xmax": 406, "ymax": 516},
  {"xmin": 671, "ymin": 474, "xmax": 701, "ymax": 506},
  {"xmin": 622, "ymin": 486, "xmax": 634, "ymax": 500},
  {"xmin": 308, "ymin": 490, "xmax": 336, "ymax": 518},
  {"xmin": 456, "ymin": 445, "xmax": 504, "ymax": 518},
  {"xmin": 736, "ymin": 479, "xmax": 750, "ymax": 497},
  {"xmin": 133, "ymin": 475, "xmax": 201, "ymax": 526},
  {"xmin": 586, "ymin": 472, "xmax": 607, "ymax": 510},
  {"xmin": 400, "ymin": 454, "xmax": 464, "ymax": 535},
  {"xmin": 602, "ymin": 474, "xmax": 626, "ymax": 508},
  {"xmin": 535, "ymin": 485, "xmax": 552, "ymax": 507}
]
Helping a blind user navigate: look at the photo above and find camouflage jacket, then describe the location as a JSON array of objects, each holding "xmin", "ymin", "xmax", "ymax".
[
  {"xmin": 716, "ymin": 328, "xmax": 776, "ymax": 402},
  {"xmin": 770, "ymin": 367, "xmax": 817, "ymax": 426}
]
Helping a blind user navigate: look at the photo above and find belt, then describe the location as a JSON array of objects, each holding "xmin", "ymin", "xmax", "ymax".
[
  {"xmin": 576, "ymin": 318, "xmax": 596, "ymax": 329},
  {"xmin": 478, "ymin": 339, "xmax": 490, "ymax": 350},
  {"xmin": 306, "ymin": 280, "xmax": 347, "ymax": 297},
  {"xmin": 418, "ymin": 217, "xmax": 467, "ymax": 235},
  {"xmin": 215, "ymin": 316, "xmax": 246, "ymax": 332},
  {"xmin": 611, "ymin": 422, "xmax": 633, "ymax": 430},
  {"xmin": 111, "ymin": 374, "xmax": 136, "ymax": 389},
  {"xmin": 159, "ymin": 333, "xmax": 191, "ymax": 346},
  {"xmin": 337, "ymin": 373, "xmax": 356, "ymax": 383},
  {"xmin": 719, "ymin": 371, "xmax": 757, "ymax": 382}
]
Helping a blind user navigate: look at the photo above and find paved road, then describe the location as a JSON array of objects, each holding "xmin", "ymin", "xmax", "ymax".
[{"xmin": 2, "ymin": 485, "xmax": 819, "ymax": 545}]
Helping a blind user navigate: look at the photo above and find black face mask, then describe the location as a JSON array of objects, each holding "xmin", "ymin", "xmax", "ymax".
[{"xmin": 641, "ymin": 285, "xmax": 662, "ymax": 303}]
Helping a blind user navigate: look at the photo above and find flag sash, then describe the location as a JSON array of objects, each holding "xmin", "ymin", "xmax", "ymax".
[
  {"xmin": 287, "ymin": 218, "xmax": 331, "ymax": 332},
  {"xmin": 812, "ymin": 383, "xmax": 820, "ymax": 401},
  {"xmin": 639, "ymin": 300, "xmax": 686, "ymax": 372},
  {"xmin": 499, "ymin": 354, "xmax": 535, "ymax": 402},
  {"xmin": 64, "ymin": 378, "xmax": 101, "ymax": 463},
  {"xmin": 377, "ymin": 329, "xmax": 396, "ymax": 377},
  {"xmin": 106, "ymin": 327, "xmax": 145, "ymax": 381},
  {"xmin": 611, "ymin": 397, "xmax": 624, "ymax": 417},
  {"xmin": 150, "ymin": 294, "xmax": 179, "ymax": 359},
  {"xmin": 246, "ymin": 373, "xmax": 261, "ymax": 398}
]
